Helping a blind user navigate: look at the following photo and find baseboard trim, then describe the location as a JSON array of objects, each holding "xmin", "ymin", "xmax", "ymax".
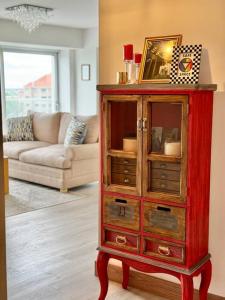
[{"xmin": 95, "ymin": 261, "xmax": 224, "ymax": 300}]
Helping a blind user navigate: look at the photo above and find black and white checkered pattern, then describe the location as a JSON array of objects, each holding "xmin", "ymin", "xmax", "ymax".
[{"xmin": 170, "ymin": 44, "xmax": 202, "ymax": 84}]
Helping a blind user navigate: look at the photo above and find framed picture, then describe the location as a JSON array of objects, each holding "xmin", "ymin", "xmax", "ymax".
[
  {"xmin": 139, "ymin": 35, "xmax": 182, "ymax": 83},
  {"xmin": 151, "ymin": 127, "xmax": 163, "ymax": 152},
  {"xmin": 170, "ymin": 44, "xmax": 202, "ymax": 84},
  {"xmin": 151, "ymin": 127, "xmax": 180, "ymax": 153},
  {"xmin": 81, "ymin": 64, "xmax": 90, "ymax": 81}
]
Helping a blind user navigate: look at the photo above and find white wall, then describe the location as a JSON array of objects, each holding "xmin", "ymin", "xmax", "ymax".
[
  {"xmin": 74, "ymin": 28, "xmax": 99, "ymax": 116},
  {"xmin": 99, "ymin": 0, "xmax": 225, "ymax": 296},
  {"xmin": 58, "ymin": 49, "xmax": 76, "ymax": 113},
  {"xmin": 74, "ymin": 48, "xmax": 98, "ymax": 115}
]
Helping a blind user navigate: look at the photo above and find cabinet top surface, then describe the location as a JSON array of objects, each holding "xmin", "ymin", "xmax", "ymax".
[{"xmin": 97, "ymin": 83, "xmax": 217, "ymax": 92}]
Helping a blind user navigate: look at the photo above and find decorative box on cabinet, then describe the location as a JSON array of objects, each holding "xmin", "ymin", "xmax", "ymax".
[{"xmin": 96, "ymin": 83, "xmax": 217, "ymax": 300}]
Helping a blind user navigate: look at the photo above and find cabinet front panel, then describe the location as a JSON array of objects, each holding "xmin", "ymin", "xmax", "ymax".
[
  {"xmin": 152, "ymin": 161, "xmax": 181, "ymax": 171},
  {"xmin": 151, "ymin": 178, "xmax": 180, "ymax": 194},
  {"xmin": 143, "ymin": 238, "xmax": 185, "ymax": 264},
  {"xmin": 111, "ymin": 173, "xmax": 136, "ymax": 187},
  {"xmin": 103, "ymin": 95, "xmax": 142, "ymax": 196},
  {"xmin": 103, "ymin": 195, "xmax": 140, "ymax": 230},
  {"xmin": 112, "ymin": 162, "xmax": 136, "ymax": 175},
  {"xmin": 103, "ymin": 228, "xmax": 139, "ymax": 253},
  {"xmin": 111, "ymin": 157, "xmax": 136, "ymax": 166},
  {"xmin": 142, "ymin": 95, "xmax": 188, "ymax": 202},
  {"xmin": 143, "ymin": 202, "xmax": 186, "ymax": 241}
]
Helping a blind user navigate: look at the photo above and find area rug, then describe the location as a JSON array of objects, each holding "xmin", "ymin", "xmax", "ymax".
[{"xmin": 5, "ymin": 179, "xmax": 89, "ymax": 217}]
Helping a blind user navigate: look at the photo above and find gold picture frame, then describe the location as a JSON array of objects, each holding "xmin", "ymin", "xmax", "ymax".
[{"xmin": 139, "ymin": 35, "xmax": 182, "ymax": 83}]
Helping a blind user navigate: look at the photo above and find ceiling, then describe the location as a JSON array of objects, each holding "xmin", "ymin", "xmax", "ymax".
[{"xmin": 0, "ymin": 0, "xmax": 98, "ymax": 28}]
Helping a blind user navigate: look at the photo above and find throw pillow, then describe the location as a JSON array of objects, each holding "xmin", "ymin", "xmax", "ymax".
[
  {"xmin": 64, "ymin": 117, "xmax": 87, "ymax": 145},
  {"xmin": 6, "ymin": 115, "xmax": 34, "ymax": 141}
]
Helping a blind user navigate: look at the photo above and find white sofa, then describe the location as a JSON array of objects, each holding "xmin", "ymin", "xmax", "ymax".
[{"xmin": 3, "ymin": 112, "xmax": 99, "ymax": 192}]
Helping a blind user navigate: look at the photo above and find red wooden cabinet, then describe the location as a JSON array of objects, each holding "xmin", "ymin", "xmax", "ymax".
[{"xmin": 96, "ymin": 84, "xmax": 216, "ymax": 300}]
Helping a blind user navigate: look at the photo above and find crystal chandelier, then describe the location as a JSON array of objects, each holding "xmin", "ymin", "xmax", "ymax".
[{"xmin": 6, "ymin": 4, "xmax": 53, "ymax": 33}]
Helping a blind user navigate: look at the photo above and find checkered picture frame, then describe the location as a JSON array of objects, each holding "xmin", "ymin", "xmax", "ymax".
[{"xmin": 170, "ymin": 44, "xmax": 202, "ymax": 84}]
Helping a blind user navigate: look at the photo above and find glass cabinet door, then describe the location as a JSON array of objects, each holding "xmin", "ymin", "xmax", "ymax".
[
  {"xmin": 142, "ymin": 95, "xmax": 188, "ymax": 202},
  {"xmin": 103, "ymin": 95, "xmax": 142, "ymax": 196}
]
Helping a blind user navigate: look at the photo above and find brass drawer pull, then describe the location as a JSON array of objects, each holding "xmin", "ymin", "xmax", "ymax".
[
  {"xmin": 160, "ymin": 183, "xmax": 166, "ymax": 188},
  {"xmin": 160, "ymin": 163, "xmax": 167, "ymax": 168},
  {"xmin": 160, "ymin": 173, "xmax": 167, "ymax": 179},
  {"xmin": 124, "ymin": 178, "xmax": 130, "ymax": 183},
  {"xmin": 124, "ymin": 160, "xmax": 129, "ymax": 164},
  {"xmin": 115, "ymin": 235, "xmax": 127, "ymax": 245},
  {"xmin": 158, "ymin": 245, "xmax": 171, "ymax": 256},
  {"xmin": 124, "ymin": 169, "xmax": 129, "ymax": 174}
]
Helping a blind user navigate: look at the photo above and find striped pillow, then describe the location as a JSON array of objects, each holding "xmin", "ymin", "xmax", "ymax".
[
  {"xmin": 64, "ymin": 117, "xmax": 87, "ymax": 145},
  {"xmin": 6, "ymin": 115, "xmax": 34, "ymax": 141}
]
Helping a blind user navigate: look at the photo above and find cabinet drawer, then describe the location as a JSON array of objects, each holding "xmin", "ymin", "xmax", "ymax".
[
  {"xmin": 151, "ymin": 169, "xmax": 180, "ymax": 181},
  {"xmin": 143, "ymin": 238, "xmax": 185, "ymax": 264},
  {"xmin": 111, "ymin": 157, "xmax": 136, "ymax": 166},
  {"xmin": 151, "ymin": 179, "xmax": 180, "ymax": 194},
  {"xmin": 103, "ymin": 195, "xmax": 140, "ymax": 230},
  {"xmin": 152, "ymin": 161, "xmax": 181, "ymax": 171},
  {"xmin": 111, "ymin": 173, "xmax": 136, "ymax": 187},
  {"xmin": 143, "ymin": 202, "xmax": 186, "ymax": 241},
  {"xmin": 112, "ymin": 163, "xmax": 136, "ymax": 175},
  {"xmin": 103, "ymin": 228, "xmax": 139, "ymax": 253}
]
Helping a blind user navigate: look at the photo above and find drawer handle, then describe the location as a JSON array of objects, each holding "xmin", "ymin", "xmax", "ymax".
[
  {"xmin": 124, "ymin": 169, "xmax": 129, "ymax": 174},
  {"xmin": 160, "ymin": 173, "xmax": 167, "ymax": 179},
  {"xmin": 124, "ymin": 160, "xmax": 129, "ymax": 164},
  {"xmin": 115, "ymin": 199, "xmax": 127, "ymax": 204},
  {"xmin": 142, "ymin": 118, "xmax": 147, "ymax": 131},
  {"xmin": 158, "ymin": 245, "xmax": 171, "ymax": 256},
  {"xmin": 137, "ymin": 119, "xmax": 142, "ymax": 131},
  {"xmin": 160, "ymin": 183, "xmax": 166, "ymax": 188},
  {"xmin": 160, "ymin": 163, "xmax": 167, "ymax": 168},
  {"xmin": 124, "ymin": 178, "xmax": 130, "ymax": 183},
  {"xmin": 115, "ymin": 235, "xmax": 127, "ymax": 245}
]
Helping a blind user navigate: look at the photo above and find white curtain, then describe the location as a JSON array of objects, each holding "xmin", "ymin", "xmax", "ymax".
[{"xmin": 0, "ymin": 48, "xmax": 6, "ymax": 134}]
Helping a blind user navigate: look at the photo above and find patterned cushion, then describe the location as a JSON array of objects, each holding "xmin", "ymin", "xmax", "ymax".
[
  {"xmin": 6, "ymin": 115, "xmax": 34, "ymax": 142},
  {"xmin": 64, "ymin": 117, "xmax": 87, "ymax": 145}
]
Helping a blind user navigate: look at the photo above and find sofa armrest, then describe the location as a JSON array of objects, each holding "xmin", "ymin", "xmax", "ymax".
[{"xmin": 66, "ymin": 143, "xmax": 99, "ymax": 161}]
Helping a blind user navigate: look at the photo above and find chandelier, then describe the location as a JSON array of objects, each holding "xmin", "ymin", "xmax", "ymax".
[{"xmin": 6, "ymin": 4, "xmax": 53, "ymax": 33}]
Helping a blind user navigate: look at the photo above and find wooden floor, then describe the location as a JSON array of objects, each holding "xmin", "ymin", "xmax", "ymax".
[{"xmin": 6, "ymin": 183, "xmax": 167, "ymax": 300}]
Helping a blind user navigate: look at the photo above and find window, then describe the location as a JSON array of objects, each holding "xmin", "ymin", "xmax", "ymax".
[{"xmin": 0, "ymin": 49, "xmax": 59, "ymax": 121}]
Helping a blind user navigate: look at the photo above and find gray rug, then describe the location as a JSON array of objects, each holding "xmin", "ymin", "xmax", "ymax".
[{"xmin": 5, "ymin": 179, "xmax": 88, "ymax": 217}]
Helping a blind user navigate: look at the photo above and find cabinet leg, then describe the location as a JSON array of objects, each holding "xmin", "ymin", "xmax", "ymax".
[
  {"xmin": 122, "ymin": 262, "xmax": 130, "ymax": 289},
  {"xmin": 97, "ymin": 251, "xmax": 109, "ymax": 300},
  {"xmin": 181, "ymin": 274, "xmax": 194, "ymax": 300},
  {"xmin": 199, "ymin": 260, "xmax": 212, "ymax": 300}
]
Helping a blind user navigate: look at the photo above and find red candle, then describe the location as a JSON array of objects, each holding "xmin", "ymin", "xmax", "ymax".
[
  {"xmin": 135, "ymin": 53, "xmax": 142, "ymax": 64},
  {"xmin": 123, "ymin": 44, "xmax": 133, "ymax": 61}
]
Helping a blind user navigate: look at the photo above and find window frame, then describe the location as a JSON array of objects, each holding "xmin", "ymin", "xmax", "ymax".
[{"xmin": 0, "ymin": 46, "xmax": 60, "ymax": 124}]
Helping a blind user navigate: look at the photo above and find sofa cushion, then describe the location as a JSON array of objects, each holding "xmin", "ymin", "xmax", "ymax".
[
  {"xmin": 19, "ymin": 144, "xmax": 73, "ymax": 169},
  {"xmin": 64, "ymin": 117, "xmax": 87, "ymax": 145},
  {"xmin": 78, "ymin": 115, "xmax": 99, "ymax": 144},
  {"xmin": 66, "ymin": 143, "xmax": 99, "ymax": 161},
  {"xmin": 58, "ymin": 113, "xmax": 98, "ymax": 144},
  {"xmin": 4, "ymin": 141, "xmax": 51, "ymax": 160},
  {"xmin": 6, "ymin": 115, "xmax": 34, "ymax": 141},
  {"xmin": 29, "ymin": 111, "xmax": 61, "ymax": 144}
]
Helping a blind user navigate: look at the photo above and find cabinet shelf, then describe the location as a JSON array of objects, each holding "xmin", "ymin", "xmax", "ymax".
[
  {"xmin": 108, "ymin": 149, "xmax": 137, "ymax": 158},
  {"xmin": 148, "ymin": 154, "xmax": 181, "ymax": 162}
]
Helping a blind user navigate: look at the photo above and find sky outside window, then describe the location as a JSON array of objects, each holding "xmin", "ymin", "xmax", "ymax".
[{"xmin": 3, "ymin": 51, "xmax": 56, "ymax": 118}]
